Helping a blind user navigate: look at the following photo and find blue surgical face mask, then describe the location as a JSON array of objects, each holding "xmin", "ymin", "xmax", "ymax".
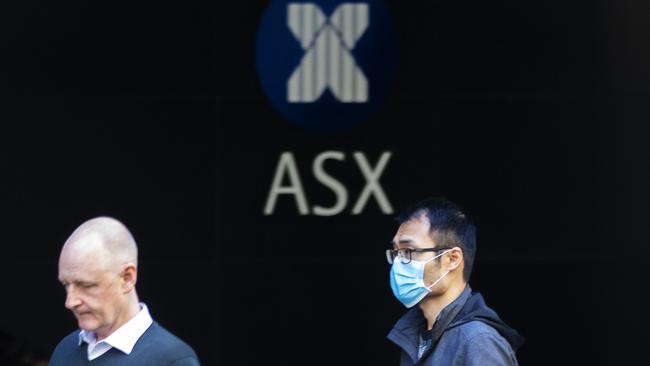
[{"xmin": 389, "ymin": 250, "xmax": 452, "ymax": 308}]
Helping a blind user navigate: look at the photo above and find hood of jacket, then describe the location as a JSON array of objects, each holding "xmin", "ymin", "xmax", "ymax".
[{"xmin": 447, "ymin": 291, "xmax": 524, "ymax": 351}]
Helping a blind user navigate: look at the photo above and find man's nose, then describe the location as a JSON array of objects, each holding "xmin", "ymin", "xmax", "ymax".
[{"xmin": 65, "ymin": 287, "xmax": 82, "ymax": 309}]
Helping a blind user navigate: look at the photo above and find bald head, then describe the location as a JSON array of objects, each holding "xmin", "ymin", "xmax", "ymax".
[
  {"xmin": 58, "ymin": 217, "xmax": 141, "ymax": 338},
  {"xmin": 60, "ymin": 217, "xmax": 138, "ymax": 271}
]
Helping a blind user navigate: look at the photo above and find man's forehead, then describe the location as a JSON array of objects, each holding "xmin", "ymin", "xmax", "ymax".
[
  {"xmin": 58, "ymin": 260, "xmax": 106, "ymax": 282},
  {"xmin": 393, "ymin": 215, "xmax": 434, "ymax": 246}
]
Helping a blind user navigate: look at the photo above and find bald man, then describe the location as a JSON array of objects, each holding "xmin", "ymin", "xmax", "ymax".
[{"xmin": 49, "ymin": 217, "xmax": 200, "ymax": 366}]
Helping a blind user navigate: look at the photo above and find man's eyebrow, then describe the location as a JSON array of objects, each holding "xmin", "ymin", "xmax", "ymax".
[{"xmin": 392, "ymin": 238, "xmax": 414, "ymax": 247}]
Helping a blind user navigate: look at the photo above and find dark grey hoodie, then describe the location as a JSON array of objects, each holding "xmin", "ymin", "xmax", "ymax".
[{"xmin": 387, "ymin": 286, "xmax": 524, "ymax": 366}]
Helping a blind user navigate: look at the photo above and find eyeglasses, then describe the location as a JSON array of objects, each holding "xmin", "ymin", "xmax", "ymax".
[{"xmin": 385, "ymin": 247, "xmax": 453, "ymax": 264}]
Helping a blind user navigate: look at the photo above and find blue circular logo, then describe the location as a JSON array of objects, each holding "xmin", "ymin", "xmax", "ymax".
[{"xmin": 255, "ymin": 0, "xmax": 399, "ymax": 132}]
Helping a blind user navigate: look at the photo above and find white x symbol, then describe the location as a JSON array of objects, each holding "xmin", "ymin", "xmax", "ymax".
[{"xmin": 287, "ymin": 3, "xmax": 369, "ymax": 103}]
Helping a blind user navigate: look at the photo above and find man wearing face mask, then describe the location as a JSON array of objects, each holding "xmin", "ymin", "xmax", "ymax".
[{"xmin": 387, "ymin": 197, "xmax": 524, "ymax": 365}]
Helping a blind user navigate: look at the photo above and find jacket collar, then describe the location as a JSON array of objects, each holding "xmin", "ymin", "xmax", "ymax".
[{"xmin": 387, "ymin": 286, "xmax": 471, "ymax": 364}]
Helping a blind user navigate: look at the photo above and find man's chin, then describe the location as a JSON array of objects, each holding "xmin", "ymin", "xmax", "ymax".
[{"xmin": 77, "ymin": 316, "xmax": 100, "ymax": 332}]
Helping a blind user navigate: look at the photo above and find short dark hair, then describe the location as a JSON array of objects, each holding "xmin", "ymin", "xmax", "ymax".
[{"xmin": 396, "ymin": 197, "xmax": 476, "ymax": 281}]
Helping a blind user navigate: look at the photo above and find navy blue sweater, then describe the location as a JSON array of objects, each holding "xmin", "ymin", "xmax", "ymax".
[{"xmin": 49, "ymin": 322, "xmax": 200, "ymax": 366}]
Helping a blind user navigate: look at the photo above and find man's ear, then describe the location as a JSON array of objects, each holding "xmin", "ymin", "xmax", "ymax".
[
  {"xmin": 121, "ymin": 264, "xmax": 138, "ymax": 293},
  {"xmin": 446, "ymin": 248, "xmax": 464, "ymax": 271}
]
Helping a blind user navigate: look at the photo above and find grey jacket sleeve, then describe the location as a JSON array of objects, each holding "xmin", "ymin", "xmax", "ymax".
[{"xmin": 460, "ymin": 332, "xmax": 518, "ymax": 366}]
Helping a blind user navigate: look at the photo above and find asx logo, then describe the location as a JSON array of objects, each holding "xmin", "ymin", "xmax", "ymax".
[
  {"xmin": 287, "ymin": 3, "xmax": 369, "ymax": 103},
  {"xmin": 255, "ymin": 0, "xmax": 398, "ymax": 131}
]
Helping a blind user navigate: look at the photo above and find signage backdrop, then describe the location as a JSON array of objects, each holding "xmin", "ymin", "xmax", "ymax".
[{"xmin": 1, "ymin": 0, "xmax": 650, "ymax": 365}]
